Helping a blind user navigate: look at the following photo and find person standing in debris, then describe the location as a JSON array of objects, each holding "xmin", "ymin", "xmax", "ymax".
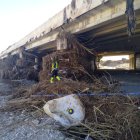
[{"xmin": 50, "ymin": 57, "xmax": 60, "ymax": 83}]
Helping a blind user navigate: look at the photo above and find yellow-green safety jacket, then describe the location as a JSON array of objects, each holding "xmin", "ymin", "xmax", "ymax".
[{"xmin": 52, "ymin": 61, "xmax": 59, "ymax": 71}]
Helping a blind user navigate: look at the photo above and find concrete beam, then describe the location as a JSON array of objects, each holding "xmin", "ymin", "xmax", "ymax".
[
  {"xmin": 24, "ymin": 0, "xmax": 140, "ymax": 51},
  {"xmin": 18, "ymin": 47, "xmax": 25, "ymax": 59},
  {"xmin": 0, "ymin": 0, "xmax": 140, "ymax": 58}
]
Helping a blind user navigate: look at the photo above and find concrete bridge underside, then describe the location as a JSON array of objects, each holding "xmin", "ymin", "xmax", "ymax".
[
  {"xmin": 0, "ymin": 0, "xmax": 140, "ymax": 58},
  {"xmin": 27, "ymin": 0, "xmax": 140, "ymax": 56},
  {"xmin": 34, "ymin": 9, "xmax": 140, "ymax": 58}
]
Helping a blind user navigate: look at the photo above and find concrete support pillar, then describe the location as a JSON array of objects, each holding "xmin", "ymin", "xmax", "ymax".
[
  {"xmin": 57, "ymin": 37, "xmax": 68, "ymax": 50},
  {"xmin": 135, "ymin": 53, "xmax": 140, "ymax": 70},
  {"xmin": 35, "ymin": 57, "xmax": 39, "ymax": 63},
  {"xmin": 19, "ymin": 52, "xmax": 23, "ymax": 59},
  {"xmin": 129, "ymin": 54, "xmax": 135, "ymax": 70},
  {"xmin": 91, "ymin": 57, "xmax": 97, "ymax": 72},
  {"xmin": 18, "ymin": 47, "xmax": 25, "ymax": 59}
]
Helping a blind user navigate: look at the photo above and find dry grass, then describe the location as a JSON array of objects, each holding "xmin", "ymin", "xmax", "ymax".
[
  {"xmin": 59, "ymin": 95, "xmax": 140, "ymax": 140},
  {"xmin": 39, "ymin": 31, "xmax": 95, "ymax": 82},
  {"xmin": 1, "ymin": 78, "xmax": 140, "ymax": 140}
]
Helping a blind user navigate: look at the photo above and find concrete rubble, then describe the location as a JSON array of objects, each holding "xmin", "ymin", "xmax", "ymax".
[{"xmin": 43, "ymin": 94, "xmax": 85, "ymax": 127}]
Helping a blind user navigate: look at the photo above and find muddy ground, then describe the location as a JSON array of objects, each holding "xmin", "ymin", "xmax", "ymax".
[{"xmin": 0, "ymin": 80, "xmax": 73, "ymax": 140}]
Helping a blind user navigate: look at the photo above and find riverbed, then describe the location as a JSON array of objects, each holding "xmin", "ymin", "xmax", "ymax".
[{"xmin": 0, "ymin": 80, "xmax": 73, "ymax": 140}]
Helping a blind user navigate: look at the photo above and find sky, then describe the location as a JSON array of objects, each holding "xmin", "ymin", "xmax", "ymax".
[{"xmin": 0, "ymin": 0, "xmax": 71, "ymax": 53}]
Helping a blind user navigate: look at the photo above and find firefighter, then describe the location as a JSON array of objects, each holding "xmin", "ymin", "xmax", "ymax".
[{"xmin": 50, "ymin": 57, "xmax": 60, "ymax": 83}]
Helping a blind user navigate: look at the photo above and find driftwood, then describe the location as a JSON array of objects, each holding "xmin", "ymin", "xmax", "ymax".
[{"xmin": 39, "ymin": 32, "xmax": 96, "ymax": 81}]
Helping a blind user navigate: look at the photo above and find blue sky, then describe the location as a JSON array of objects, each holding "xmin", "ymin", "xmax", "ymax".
[{"xmin": 0, "ymin": 0, "xmax": 71, "ymax": 53}]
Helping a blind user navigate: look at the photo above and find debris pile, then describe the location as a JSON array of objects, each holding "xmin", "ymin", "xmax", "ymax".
[
  {"xmin": 1, "ymin": 79, "xmax": 140, "ymax": 140},
  {"xmin": 60, "ymin": 95, "xmax": 140, "ymax": 140},
  {"xmin": 0, "ymin": 55, "xmax": 18, "ymax": 79},
  {"xmin": 0, "ymin": 31, "xmax": 139, "ymax": 139},
  {"xmin": 1, "ymin": 76, "xmax": 120, "ymax": 112},
  {"xmin": 0, "ymin": 54, "xmax": 38, "ymax": 81},
  {"xmin": 39, "ymin": 31, "xmax": 96, "ymax": 81}
]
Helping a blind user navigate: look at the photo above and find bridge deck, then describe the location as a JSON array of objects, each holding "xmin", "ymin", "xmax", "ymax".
[{"xmin": 0, "ymin": 0, "xmax": 140, "ymax": 58}]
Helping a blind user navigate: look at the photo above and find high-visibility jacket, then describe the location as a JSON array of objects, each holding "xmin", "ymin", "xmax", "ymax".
[{"xmin": 52, "ymin": 61, "xmax": 58, "ymax": 71}]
